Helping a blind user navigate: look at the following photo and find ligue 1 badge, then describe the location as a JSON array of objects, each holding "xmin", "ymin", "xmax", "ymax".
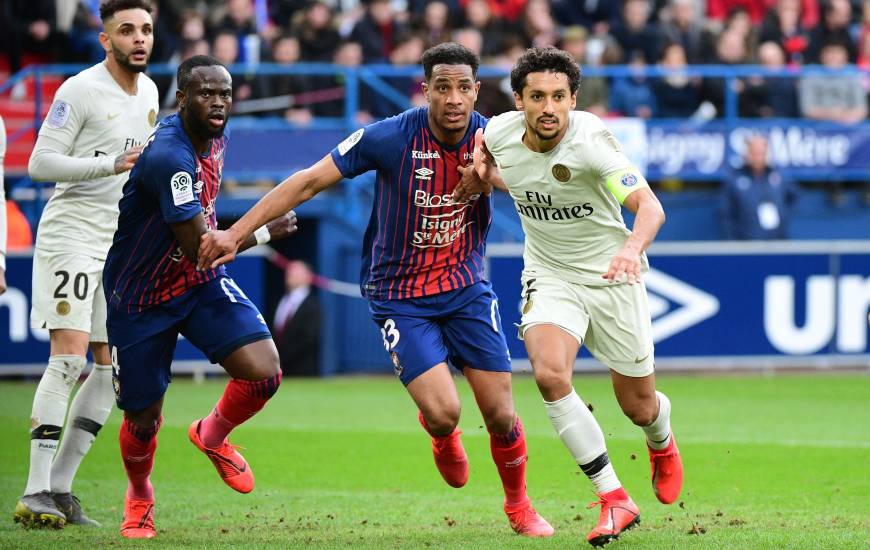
[
  {"xmin": 552, "ymin": 164, "xmax": 570, "ymax": 183},
  {"xmin": 621, "ymin": 173, "xmax": 638, "ymax": 187}
]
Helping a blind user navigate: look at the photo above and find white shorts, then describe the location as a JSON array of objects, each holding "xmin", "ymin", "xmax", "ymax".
[
  {"xmin": 517, "ymin": 272, "xmax": 655, "ymax": 377},
  {"xmin": 31, "ymin": 248, "xmax": 108, "ymax": 342}
]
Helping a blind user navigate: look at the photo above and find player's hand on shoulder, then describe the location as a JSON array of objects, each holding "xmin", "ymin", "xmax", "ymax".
[
  {"xmin": 452, "ymin": 164, "xmax": 490, "ymax": 203},
  {"xmin": 114, "ymin": 145, "xmax": 144, "ymax": 174},
  {"xmin": 266, "ymin": 211, "xmax": 299, "ymax": 241},
  {"xmin": 198, "ymin": 229, "xmax": 240, "ymax": 270},
  {"xmin": 603, "ymin": 246, "xmax": 642, "ymax": 285}
]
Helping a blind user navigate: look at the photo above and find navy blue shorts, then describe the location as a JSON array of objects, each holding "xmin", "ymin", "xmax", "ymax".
[
  {"xmin": 107, "ymin": 276, "xmax": 272, "ymax": 411},
  {"xmin": 369, "ymin": 281, "xmax": 511, "ymax": 386}
]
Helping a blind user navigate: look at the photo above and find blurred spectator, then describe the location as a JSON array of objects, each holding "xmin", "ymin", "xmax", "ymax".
[
  {"xmin": 707, "ymin": 0, "xmax": 769, "ymax": 25},
  {"xmin": 269, "ymin": 0, "xmax": 311, "ymax": 28},
  {"xmin": 610, "ymin": 51, "xmax": 657, "ymax": 118},
  {"xmin": 611, "ymin": 0, "xmax": 661, "ymax": 65},
  {"xmin": 720, "ymin": 6, "xmax": 759, "ymax": 54},
  {"xmin": 759, "ymin": 0, "xmax": 810, "ymax": 64},
  {"xmin": 460, "ymin": 0, "xmax": 527, "ymax": 23},
  {"xmin": 1, "ymin": 0, "xmax": 62, "ymax": 73},
  {"xmin": 799, "ymin": 38, "xmax": 867, "ymax": 123},
  {"xmin": 519, "ymin": 0, "xmax": 559, "ymax": 48},
  {"xmin": 550, "ymin": 0, "xmax": 619, "ymax": 32},
  {"xmin": 351, "ymin": 0, "xmax": 405, "ymax": 62},
  {"xmin": 657, "ymin": 0, "xmax": 715, "ymax": 63},
  {"xmin": 461, "ymin": 0, "xmax": 511, "ymax": 59},
  {"xmin": 701, "ymin": 29, "xmax": 750, "ymax": 117},
  {"xmin": 806, "ymin": 0, "xmax": 856, "ymax": 63},
  {"xmin": 387, "ymin": 32, "xmax": 427, "ymax": 105},
  {"xmin": 854, "ymin": 0, "xmax": 870, "ymax": 67},
  {"xmin": 740, "ymin": 41, "xmax": 798, "ymax": 117},
  {"xmin": 272, "ymin": 261, "xmax": 322, "ymax": 377},
  {"xmin": 579, "ymin": 37, "xmax": 620, "ymax": 116},
  {"xmin": 65, "ymin": 1, "xmax": 105, "ymax": 63},
  {"xmin": 292, "ymin": 2, "xmax": 341, "ymax": 61},
  {"xmin": 720, "ymin": 134, "xmax": 796, "ymax": 240},
  {"xmin": 652, "ymin": 41, "xmax": 702, "ymax": 117},
  {"xmin": 214, "ymin": 31, "xmax": 260, "ymax": 103},
  {"xmin": 214, "ymin": 0, "xmax": 262, "ymax": 63},
  {"xmin": 416, "ymin": 1, "xmax": 452, "ymax": 48},
  {"xmin": 0, "ymin": 115, "xmax": 5, "ymax": 295},
  {"xmin": 260, "ymin": 35, "xmax": 315, "ymax": 124},
  {"xmin": 559, "ymin": 26, "xmax": 607, "ymax": 115},
  {"xmin": 451, "ymin": 29, "xmax": 513, "ymax": 117}
]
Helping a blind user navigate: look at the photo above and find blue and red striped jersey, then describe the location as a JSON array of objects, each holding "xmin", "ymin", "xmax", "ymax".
[
  {"xmin": 331, "ymin": 107, "xmax": 491, "ymax": 300},
  {"xmin": 104, "ymin": 114, "xmax": 226, "ymax": 312}
]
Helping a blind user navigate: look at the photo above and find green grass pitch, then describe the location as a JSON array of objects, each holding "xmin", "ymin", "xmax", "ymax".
[{"xmin": 1, "ymin": 373, "xmax": 868, "ymax": 549}]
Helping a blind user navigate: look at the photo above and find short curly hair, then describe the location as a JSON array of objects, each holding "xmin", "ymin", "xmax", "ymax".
[
  {"xmin": 99, "ymin": 0, "xmax": 152, "ymax": 22},
  {"xmin": 510, "ymin": 47, "xmax": 581, "ymax": 96},
  {"xmin": 421, "ymin": 42, "xmax": 480, "ymax": 81}
]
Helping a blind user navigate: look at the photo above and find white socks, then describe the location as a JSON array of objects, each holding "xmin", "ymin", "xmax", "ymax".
[
  {"xmin": 51, "ymin": 363, "xmax": 115, "ymax": 494},
  {"xmin": 643, "ymin": 391, "xmax": 672, "ymax": 450},
  {"xmin": 544, "ymin": 388, "xmax": 621, "ymax": 495},
  {"xmin": 25, "ymin": 355, "xmax": 85, "ymax": 495}
]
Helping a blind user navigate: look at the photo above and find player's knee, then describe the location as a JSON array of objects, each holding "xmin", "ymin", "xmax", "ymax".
[
  {"xmin": 532, "ymin": 365, "xmax": 572, "ymax": 400},
  {"xmin": 622, "ymin": 401, "xmax": 658, "ymax": 426},
  {"xmin": 482, "ymin": 407, "xmax": 516, "ymax": 434},
  {"xmin": 423, "ymin": 407, "xmax": 461, "ymax": 436}
]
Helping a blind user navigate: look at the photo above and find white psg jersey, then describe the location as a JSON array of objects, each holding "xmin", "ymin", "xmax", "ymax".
[
  {"xmin": 34, "ymin": 62, "xmax": 159, "ymax": 260},
  {"xmin": 485, "ymin": 110, "xmax": 650, "ymax": 285}
]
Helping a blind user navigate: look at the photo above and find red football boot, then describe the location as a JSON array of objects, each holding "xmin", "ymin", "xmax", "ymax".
[
  {"xmin": 648, "ymin": 434, "xmax": 683, "ymax": 504},
  {"xmin": 585, "ymin": 488, "xmax": 640, "ymax": 547},
  {"xmin": 418, "ymin": 411, "xmax": 469, "ymax": 488},
  {"xmin": 188, "ymin": 420, "xmax": 255, "ymax": 494},
  {"xmin": 120, "ymin": 496, "xmax": 155, "ymax": 539},
  {"xmin": 505, "ymin": 500, "xmax": 555, "ymax": 537}
]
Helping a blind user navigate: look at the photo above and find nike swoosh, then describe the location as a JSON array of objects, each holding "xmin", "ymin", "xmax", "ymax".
[
  {"xmin": 207, "ymin": 449, "xmax": 247, "ymax": 472},
  {"xmin": 42, "ymin": 430, "xmax": 61, "ymax": 437},
  {"xmin": 107, "ymin": 113, "xmax": 120, "ymax": 120},
  {"xmin": 634, "ymin": 354, "xmax": 650, "ymax": 364}
]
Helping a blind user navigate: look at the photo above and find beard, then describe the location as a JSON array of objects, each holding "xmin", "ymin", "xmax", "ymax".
[
  {"xmin": 182, "ymin": 108, "xmax": 227, "ymax": 140},
  {"xmin": 111, "ymin": 44, "xmax": 148, "ymax": 73}
]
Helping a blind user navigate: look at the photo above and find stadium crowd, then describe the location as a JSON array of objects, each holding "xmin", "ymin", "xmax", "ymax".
[{"xmin": 2, "ymin": 0, "xmax": 869, "ymax": 123}]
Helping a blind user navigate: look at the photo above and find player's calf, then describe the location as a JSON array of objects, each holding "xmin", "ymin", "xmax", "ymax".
[{"xmin": 418, "ymin": 411, "xmax": 468, "ymax": 488}]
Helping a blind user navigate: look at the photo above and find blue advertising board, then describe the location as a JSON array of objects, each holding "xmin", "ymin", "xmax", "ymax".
[
  {"xmin": 223, "ymin": 121, "xmax": 870, "ymax": 183},
  {"xmin": 0, "ymin": 251, "xmax": 266, "ymax": 374},
  {"xmin": 486, "ymin": 241, "xmax": 870, "ymax": 369}
]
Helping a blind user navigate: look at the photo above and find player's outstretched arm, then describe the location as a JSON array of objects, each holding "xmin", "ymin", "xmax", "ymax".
[
  {"xmin": 197, "ymin": 154, "xmax": 343, "ymax": 269},
  {"xmin": 29, "ymin": 138, "xmax": 144, "ymax": 181},
  {"xmin": 603, "ymin": 187, "xmax": 665, "ymax": 285}
]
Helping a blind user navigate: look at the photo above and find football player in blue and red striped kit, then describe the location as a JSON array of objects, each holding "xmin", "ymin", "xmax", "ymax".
[
  {"xmin": 197, "ymin": 42, "xmax": 553, "ymax": 537},
  {"xmin": 103, "ymin": 55, "xmax": 297, "ymax": 539}
]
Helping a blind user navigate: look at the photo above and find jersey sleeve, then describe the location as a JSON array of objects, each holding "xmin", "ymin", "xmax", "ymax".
[
  {"xmin": 585, "ymin": 116, "xmax": 649, "ymax": 204},
  {"xmin": 142, "ymin": 143, "xmax": 202, "ymax": 224},
  {"xmin": 329, "ymin": 117, "xmax": 399, "ymax": 179},
  {"xmin": 37, "ymin": 77, "xmax": 90, "ymax": 153}
]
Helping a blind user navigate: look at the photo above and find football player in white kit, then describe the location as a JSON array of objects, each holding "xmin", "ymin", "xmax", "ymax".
[
  {"xmin": 460, "ymin": 47, "xmax": 684, "ymax": 547},
  {"xmin": 15, "ymin": 0, "xmax": 159, "ymax": 529}
]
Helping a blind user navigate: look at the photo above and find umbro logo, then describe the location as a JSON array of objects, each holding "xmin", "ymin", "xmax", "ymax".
[{"xmin": 415, "ymin": 167, "xmax": 434, "ymax": 180}]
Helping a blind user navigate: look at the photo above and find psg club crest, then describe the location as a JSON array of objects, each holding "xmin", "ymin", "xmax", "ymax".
[{"xmin": 552, "ymin": 164, "xmax": 571, "ymax": 183}]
